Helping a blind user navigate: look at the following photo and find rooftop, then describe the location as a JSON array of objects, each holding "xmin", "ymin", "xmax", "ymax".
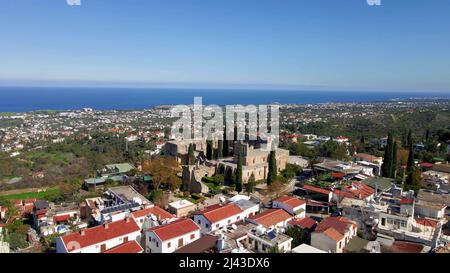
[
  {"xmin": 248, "ymin": 209, "xmax": 292, "ymax": 228},
  {"xmin": 148, "ymin": 218, "xmax": 200, "ymax": 242}
]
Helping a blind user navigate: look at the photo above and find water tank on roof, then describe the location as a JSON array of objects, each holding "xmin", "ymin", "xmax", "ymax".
[{"xmin": 255, "ymin": 225, "xmax": 266, "ymax": 236}]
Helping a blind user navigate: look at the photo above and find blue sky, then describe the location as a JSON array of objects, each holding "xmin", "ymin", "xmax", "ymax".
[{"xmin": 0, "ymin": 0, "xmax": 449, "ymax": 91}]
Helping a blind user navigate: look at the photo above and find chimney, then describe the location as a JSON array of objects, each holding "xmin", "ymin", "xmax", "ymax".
[
  {"xmin": 125, "ymin": 217, "xmax": 130, "ymax": 223},
  {"xmin": 104, "ymin": 223, "xmax": 109, "ymax": 229},
  {"xmin": 80, "ymin": 229, "xmax": 86, "ymax": 236}
]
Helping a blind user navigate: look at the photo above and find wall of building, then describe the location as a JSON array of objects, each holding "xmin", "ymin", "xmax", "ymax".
[{"xmin": 146, "ymin": 229, "xmax": 200, "ymax": 253}]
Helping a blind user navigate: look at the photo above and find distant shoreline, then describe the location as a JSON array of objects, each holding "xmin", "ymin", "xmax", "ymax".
[{"xmin": 0, "ymin": 86, "xmax": 448, "ymax": 113}]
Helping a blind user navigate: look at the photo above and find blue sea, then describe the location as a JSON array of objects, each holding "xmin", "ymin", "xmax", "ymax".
[{"xmin": 0, "ymin": 86, "xmax": 448, "ymax": 112}]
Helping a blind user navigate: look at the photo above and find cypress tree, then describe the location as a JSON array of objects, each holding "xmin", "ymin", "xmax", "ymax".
[
  {"xmin": 381, "ymin": 133, "xmax": 394, "ymax": 178},
  {"xmin": 407, "ymin": 145, "xmax": 415, "ymax": 173},
  {"xmin": 188, "ymin": 144, "xmax": 195, "ymax": 165},
  {"xmin": 222, "ymin": 127, "xmax": 229, "ymax": 157},
  {"xmin": 206, "ymin": 140, "xmax": 213, "ymax": 160},
  {"xmin": 407, "ymin": 129, "xmax": 413, "ymax": 148},
  {"xmin": 235, "ymin": 152, "xmax": 243, "ymax": 193},
  {"xmin": 218, "ymin": 140, "xmax": 223, "ymax": 159},
  {"xmin": 267, "ymin": 150, "xmax": 277, "ymax": 185},
  {"xmin": 391, "ymin": 141, "xmax": 398, "ymax": 178}
]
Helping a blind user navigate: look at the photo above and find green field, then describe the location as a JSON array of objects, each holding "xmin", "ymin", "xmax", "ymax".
[{"xmin": 0, "ymin": 187, "xmax": 61, "ymax": 200}]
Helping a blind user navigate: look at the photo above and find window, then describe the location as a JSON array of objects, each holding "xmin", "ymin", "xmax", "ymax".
[
  {"xmin": 227, "ymin": 220, "xmax": 231, "ymax": 224},
  {"xmin": 237, "ymin": 216, "xmax": 240, "ymax": 220},
  {"xmin": 167, "ymin": 242, "xmax": 171, "ymax": 248},
  {"xmin": 216, "ymin": 224, "xmax": 220, "ymax": 228},
  {"xmin": 178, "ymin": 238, "xmax": 184, "ymax": 248},
  {"xmin": 197, "ymin": 220, "xmax": 201, "ymax": 224},
  {"xmin": 100, "ymin": 244, "xmax": 106, "ymax": 252},
  {"xmin": 190, "ymin": 234, "xmax": 195, "ymax": 240},
  {"xmin": 206, "ymin": 223, "xmax": 209, "ymax": 228},
  {"xmin": 339, "ymin": 241, "xmax": 342, "ymax": 248},
  {"xmin": 156, "ymin": 242, "xmax": 159, "ymax": 247}
]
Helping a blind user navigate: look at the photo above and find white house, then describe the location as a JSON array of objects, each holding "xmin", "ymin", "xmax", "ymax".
[
  {"xmin": 55, "ymin": 217, "xmax": 141, "ymax": 253},
  {"xmin": 146, "ymin": 218, "xmax": 201, "ymax": 253},
  {"xmin": 311, "ymin": 217, "xmax": 357, "ymax": 253},
  {"xmin": 193, "ymin": 203, "xmax": 246, "ymax": 234},
  {"xmin": 272, "ymin": 196, "xmax": 306, "ymax": 218},
  {"xmin": 131, "ymin": 206, "xmax": 175, "ymax": 229},
  {"xmin": 247, "ymin": 209, "xmax": 293, "ymax": 229}
]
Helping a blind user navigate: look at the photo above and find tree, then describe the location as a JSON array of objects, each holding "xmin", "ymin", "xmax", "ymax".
[
  {"xmin": 206, "ymin": 140, "xmax": 213, "ymax": 160},
  {"xmin": 285, "ymin": 226, "xmax": 310, "ymax": 247},
  {"xmin": 235, "ymin": 152, "xmax": 243, "ymax": 193},
  {"xmin": 407, "ymin": 129, "xmax": 413, "ymax": 148},
  {"xmin": 142, "ymin": 157, "xmax": 181, "ymax": 191},
  {"xmin": 217, "ymin": 140, "xmax": 223, "ymax": 159},
  {"xmin": 188, "ymin": 144, "xmax": 196, "ymax": 165},
  {"xmin": 406, "ymin": 145, "xmax": 415, "ymax": 173},
  {"xmin": 405, "ymin": 169, "xmax": 422, "ymax": 194},
  {"xmin": 381, "ymin": 133, "xmax": 394, "ymax": 178},
  {"xmin": 245, "ymin": 173, "xmax": 256, "ymax": 195},
  {"xmin": 268, "ymin": 179, "xmax": 284, "ymax": 198},
  {"xmin": 267, "ymin": 150, "xmax": 277, "ymax": 185},
  {"xmin": 223, "ymin": 129, "xmax": 229, "ymax": 157},
  {"xmin": 392, "ymin": 141, "xmax": 398, "ymax": 178}
]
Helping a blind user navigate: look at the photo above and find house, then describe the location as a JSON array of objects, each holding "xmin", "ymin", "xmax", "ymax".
[
  {"xmin": 300, "ymin": 185, "xmax": 332, "ymax": 202},
  {"xmin": 332, "ymin": 181, "xmax": 375, "ymax": 203},
  {"xmin": 311, "ymin": 216, "xmax": 357, "ymax": 253},
  {"xmin": 247, "ymin": 209, "xmax": 293, "ymax": 229},
  {"xmin": 353, "ymin": 153, "xmax": 383, "ymax": 165},
  {"xmin": 193, "ymin": 203, "xmax": 245, "ymax": 233},
  {"xmin": 56, "ymin": 217, "xmax": 141, "ymax": 253},
  {"xmin": 272, "ymin": 196, "xmax": 306, "ymax": 218},
  {"xmin": 168, "ymin": 199, "xmax": 197, "ymax": 217},
  {"xmin": 102, "ymin": 163, "xmax": 135, "ymax": 176},
  {"xmin": 174, "ymin": 234, "xmax": 219, "ymax": 253},
  {"xmin": 291, "ymin": 243, "xmax": 326, "ymax": 253},
  {"xmin": 131, "ymin": 206, "xmax": 174, "ymax": 229},
  {"xmin": 102, "ymin": 240, "xmax": 144, "ymax": 253},
  {"xmin": 217, "ymin": 222, "xmax": 293, "ymax": 253},
  {"xmin": 146, "ymin": 218, "xmax": 201, "ymax": 253},
  {"xmin": 288, "ymin": 217, "xmax": 317, "ymax": 231}
]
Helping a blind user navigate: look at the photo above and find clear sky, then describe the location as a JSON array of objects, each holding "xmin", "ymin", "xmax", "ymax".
[{"xmin": 0, "ymin": 0, "xmax": 449, "ymax": 92}]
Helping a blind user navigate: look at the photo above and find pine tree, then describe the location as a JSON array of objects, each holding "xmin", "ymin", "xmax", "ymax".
[
  {"xmin": 267, "ymin": 150, "xmax": 277, "ymax": 185},
  {"xmin": 218, "ymin": 140, "xmax": 223, "ymax": 159},
  {"xmin": 425, "ymin": 128, "xmax": 430, "ymax": 142},
  {"xmin": 188, "ymin": 144, "xmax": 195, "ymax": 165},
  {"xmin": 206, "ymin": 140, "xmax": 213, "ymax": 160},
  {"xmin": 235, "ymin": 152, "xmax": 243, "ymax": 193}
]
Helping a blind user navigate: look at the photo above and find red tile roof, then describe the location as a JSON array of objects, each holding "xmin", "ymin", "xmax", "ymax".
[
  {"xmin": 322, "ymin": 227, "xmax": 344, "ymax": 242},
  {"xmin": 195, "ymin": 203, "xmax": 242, "ymax": 223},
  {"xmin": 303, "ymin": 185, "xmax": 331, "ymax": 195},
  {"xmin": 331, "ymin": 172, "xmax": 346, "ymax": 179},
  {"xmin": 400, "ymin": 198, "xmax": 414, "ymax": 205},
  {"xmin": 131, "ymin": 206, "xmax": 174, "ymax": 220},
  {"xmin": 248, "ymin": 209, "xmax": 293, "ymax": 228},
  {"xmin": 148, "ymin": 218, "xmax": 199, "ymax": 241},
  {"xmin": 333, "ymin": 181, "xmax": 375, "ymax": 200},
  {"xmin": 274, "ymin": 196, "xmax": 306, "ymax": 208},
  {"xmin": 415, "ymin": 218, "xmax": 438, "ymax": 227},
  {"xmin": 315, "ymin": 217, "xmax": 356, "ymax": 236},
  {"xmin": 288, "ymin": 217, "xmax": 317, "ymax": 229},
  {"xmin": 353, "ymin": 153, "xmax": 381, "ymax": 162},
  {"xmin": 60, "ymin": 218, "xmax": 140, "ymax": 251},
  {"xmin": 102, "ymin": 240, "xmax": 143, "ymax": 253},
  {"xmin": 54, "ymin": 214, "xmax": 71, "ymax": 222}
]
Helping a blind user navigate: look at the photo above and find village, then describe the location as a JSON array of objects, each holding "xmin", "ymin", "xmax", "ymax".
[{"xmin": 1, "ymin": 126, "xmax": 449, "ymax": 254}]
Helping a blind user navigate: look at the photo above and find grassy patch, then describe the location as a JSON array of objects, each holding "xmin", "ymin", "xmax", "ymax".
[{"xmin": 1, "ymin": 187, "xmax": 61, "ymax": 200}]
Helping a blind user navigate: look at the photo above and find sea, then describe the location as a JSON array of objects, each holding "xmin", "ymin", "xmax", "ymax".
[{"xmin": 0, "ymin": 86, "xmax": 448, "ymax": 112}]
